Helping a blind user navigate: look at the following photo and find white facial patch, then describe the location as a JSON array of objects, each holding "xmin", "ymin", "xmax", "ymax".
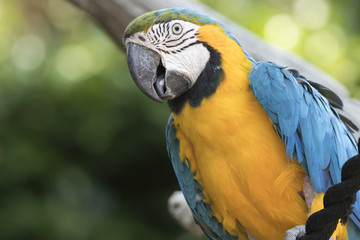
[
  {"xmin": 162, "ymin": 42, "xmax": 210, "ymax": 86},
  {"xmin": 126, "ymin": 20, "xmax": 211, "ymax": 86}
]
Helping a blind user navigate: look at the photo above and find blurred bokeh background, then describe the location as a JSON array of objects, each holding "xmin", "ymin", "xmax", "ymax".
[{"xmin": 0, "ymin": 0, "xmax": 358, "ymax": 239}]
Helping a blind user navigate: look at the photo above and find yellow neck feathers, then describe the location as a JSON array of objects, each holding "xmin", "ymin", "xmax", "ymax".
[{"xmin": 197, "ymin": 24, "xmax": 253, "ymax": 90}]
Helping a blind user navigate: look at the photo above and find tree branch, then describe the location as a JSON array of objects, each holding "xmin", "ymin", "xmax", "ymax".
[{"xmin": 65, "ymin": 0, "xmax": 360, "ymax": 138}]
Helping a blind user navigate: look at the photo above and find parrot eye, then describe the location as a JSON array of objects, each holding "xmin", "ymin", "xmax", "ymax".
[{"xmin": 172, "ymin": 23, "xmax": 183, "ymax": 35}]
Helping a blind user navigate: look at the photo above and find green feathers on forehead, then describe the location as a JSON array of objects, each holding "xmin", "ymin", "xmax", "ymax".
[{"xmin": 124, "ymin": 8, "xmax": 217, "ymax": 39}]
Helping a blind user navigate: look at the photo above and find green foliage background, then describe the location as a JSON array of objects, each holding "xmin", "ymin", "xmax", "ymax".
[{"xmin": 0, "ymin": 0, "xmax": 358, "ymax": 240}]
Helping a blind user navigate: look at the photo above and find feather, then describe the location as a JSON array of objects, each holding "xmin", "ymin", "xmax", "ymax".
[
  {"xmin": 249, "ymin": 61, "xmax": 359, "ymax": 227},
  {"xmin": 166, "ymin": 116, "xmax": 238, "ymax": 240}
]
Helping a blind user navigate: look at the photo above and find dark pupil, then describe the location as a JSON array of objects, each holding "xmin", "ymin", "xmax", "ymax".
[{"xmin": 175, "ymin": 26, "xmax": 180, "ymax": 32}]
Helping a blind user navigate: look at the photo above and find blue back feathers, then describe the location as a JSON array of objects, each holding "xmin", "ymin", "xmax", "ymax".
[{"xmin": 249, "ymin": 61, "xmax": 360, "ymax": 229}]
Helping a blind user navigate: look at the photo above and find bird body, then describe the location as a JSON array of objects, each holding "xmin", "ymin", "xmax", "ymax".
[
  {"xmin": 171, "ymin": 26, "xmax": 307, "ymax": 239},
  {"xmin": 124, "ymin": 8, "xmax": 360, "ymax": 239}
]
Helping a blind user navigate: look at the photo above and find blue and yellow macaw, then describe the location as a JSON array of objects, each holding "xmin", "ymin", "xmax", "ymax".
[{"xmin": 124, "ymin": 8, "xmax": 360, "ymax": 240}]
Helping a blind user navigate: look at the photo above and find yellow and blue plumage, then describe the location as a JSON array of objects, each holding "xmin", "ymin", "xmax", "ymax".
[{"xmin": 124, "ymin": 8, "xmax": 360, "ymax": 240}]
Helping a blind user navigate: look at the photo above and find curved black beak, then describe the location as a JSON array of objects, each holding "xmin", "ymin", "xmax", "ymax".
[{"xmin": 126, "ymin": 43, "xmax": 192, "ymax": 102}]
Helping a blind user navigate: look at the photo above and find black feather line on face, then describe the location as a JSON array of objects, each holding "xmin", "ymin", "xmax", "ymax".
[
  {"xmin": 168, "ymin": 43, "xmax": 224, "ymax": 114},
  {"xmin": 165, "ymin": 29, "xmax": 195, "ymax": 44},
  {"xmin": 161, "ymin": 23, "xmax": 166, "ymax": 36}
]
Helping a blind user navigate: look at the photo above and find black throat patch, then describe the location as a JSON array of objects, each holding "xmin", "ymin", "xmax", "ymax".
[{"xmin": 167, "ymin": 43, "xmax": 224, "ymax": 114}]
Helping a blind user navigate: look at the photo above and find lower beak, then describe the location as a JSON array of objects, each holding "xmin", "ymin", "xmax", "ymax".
[{"xmin": 126, "ymin": 43, "xmax": 192, "ymax": 102}]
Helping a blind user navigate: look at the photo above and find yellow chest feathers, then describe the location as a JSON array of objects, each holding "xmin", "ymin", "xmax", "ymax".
[
  {"xmin": 172, "ymin": 76, "xmax": 308, "ymax": 239},
  {"xmin": 171, "ymin": 25, "xmax": 308, "ymax": 239}
]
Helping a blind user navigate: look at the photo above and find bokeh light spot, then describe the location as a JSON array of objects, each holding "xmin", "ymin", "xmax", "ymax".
[
  {"xmin": 305, "ymin": 30, "xmax": 340, "ymax": 66},
  {"xmin": 293, "ymin": 0, "xmax": 329, "ymax": 30},
  {"xmin": 264, "ymin": 14, "xmax": 301, "ymax": 49},
  {"xmin": 11, "ymin": 34, "xmax": 46, "ymax": 71},
  {"xmin": 55, "ymin": 44, "xmax": 94, "ymax": 81}
]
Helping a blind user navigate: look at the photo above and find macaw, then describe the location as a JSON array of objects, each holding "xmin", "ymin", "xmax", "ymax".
[{"xmin": 123, "ymin": 8, "xmax": 360, "ymax": 240}]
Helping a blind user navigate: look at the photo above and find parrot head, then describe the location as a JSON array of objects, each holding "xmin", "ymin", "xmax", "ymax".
[{"xmin": 124, "ymin": 8, "xmax": 241, "ymax": 106}]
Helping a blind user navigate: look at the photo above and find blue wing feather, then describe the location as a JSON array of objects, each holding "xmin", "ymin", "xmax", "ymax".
[
  {"xmin": 249, "ymin": 61, "xmax": 360, "ymax": 230},
  {"xmin": 166, "ymin": 116, "xmax": 238, "ymax": 240}
]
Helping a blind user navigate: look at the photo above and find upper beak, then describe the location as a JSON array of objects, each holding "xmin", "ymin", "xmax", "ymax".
[
  {"xmin": 126, "ymin": 43, "xmax": 163, "ymax": 102},
  {"xmin": 126, "ymin": 43, "xmax": 192, "ymax": 102}
]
